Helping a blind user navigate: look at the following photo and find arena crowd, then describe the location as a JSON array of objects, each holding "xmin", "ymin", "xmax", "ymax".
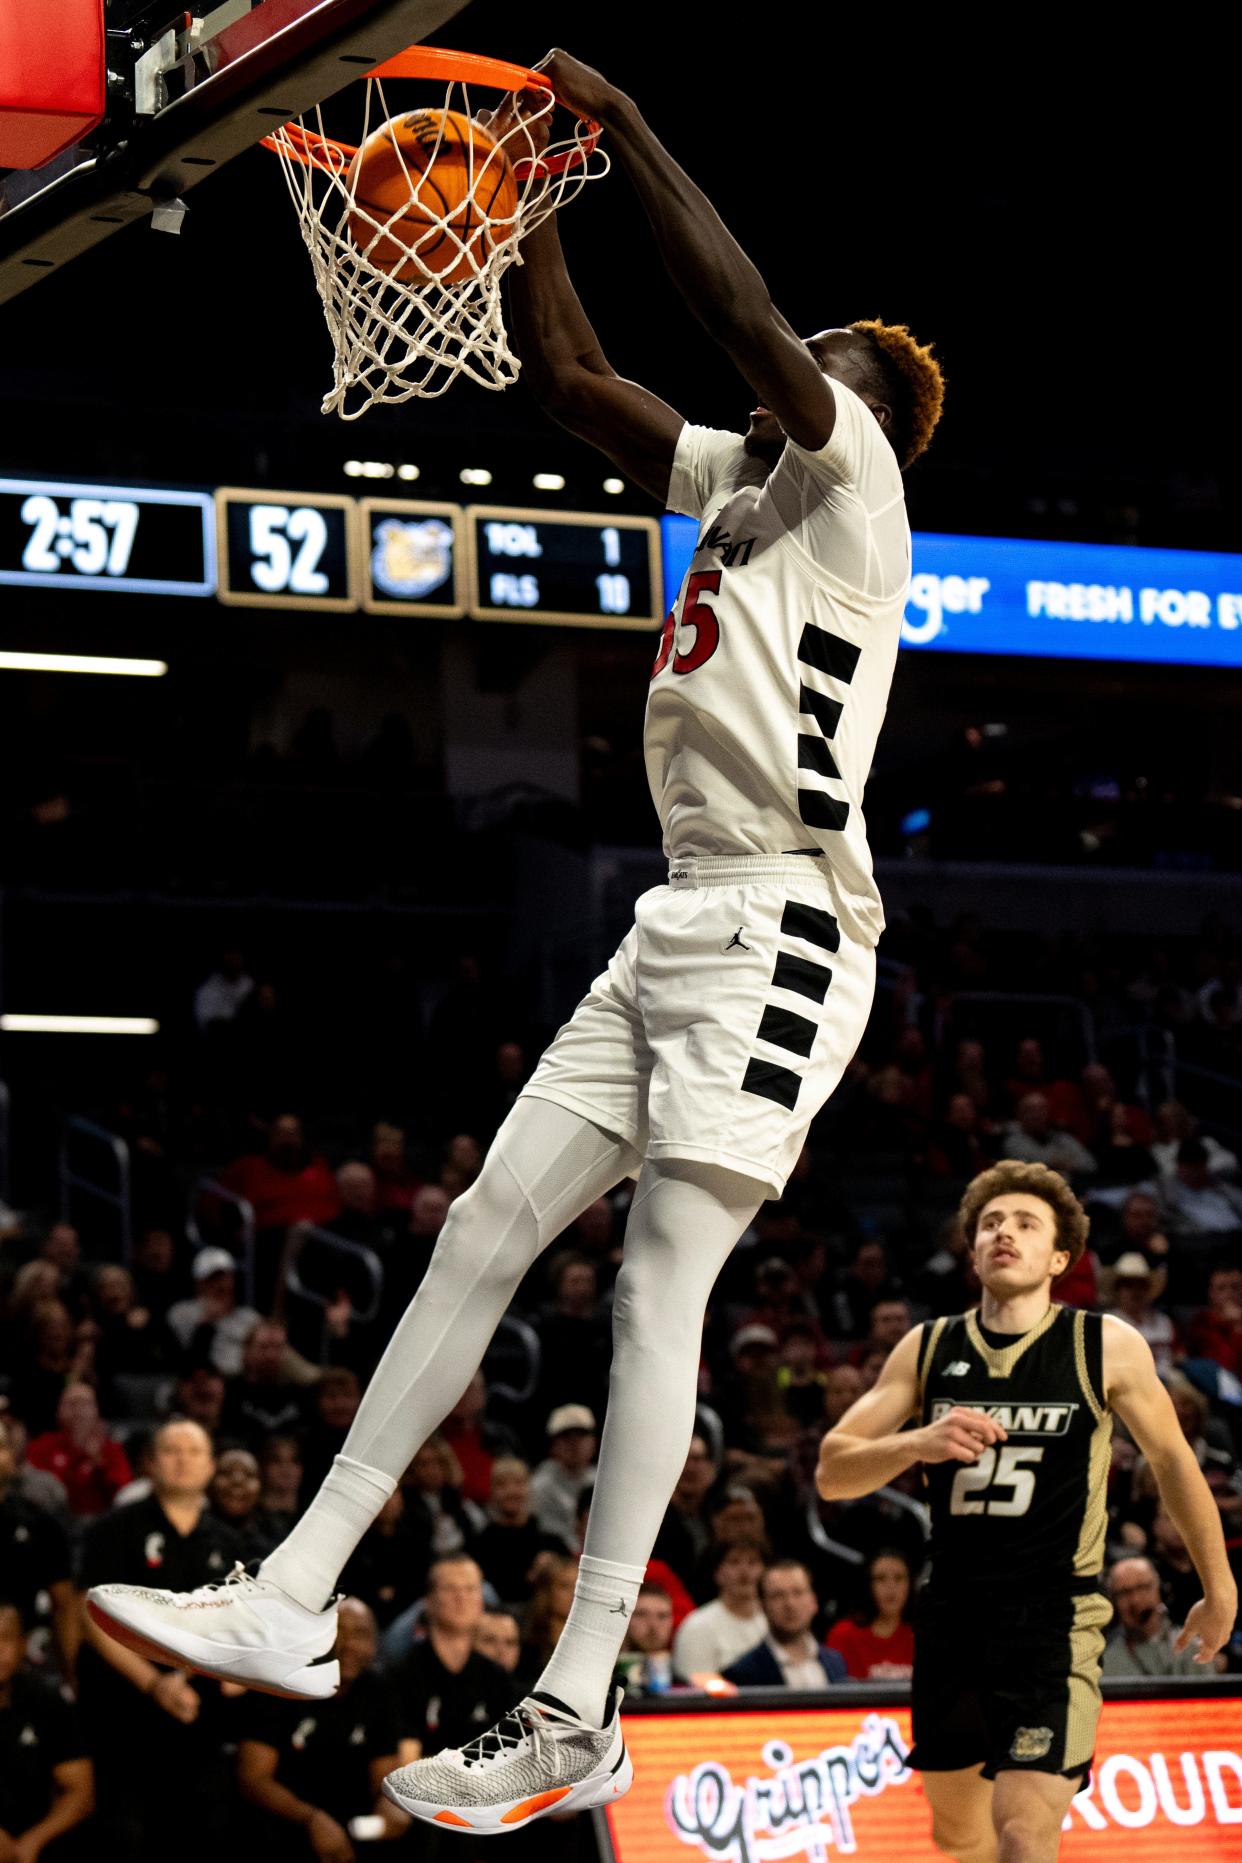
[{"xmin": 1, "ymin": 913, "xmax": 1240, "ymax": 1859}]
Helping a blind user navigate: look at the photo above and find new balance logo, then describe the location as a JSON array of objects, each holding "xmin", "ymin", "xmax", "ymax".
[
  {"xmin": 609, "ymin": 1599, "xmax": 629, "ymax": 1618},
  {"xmin": 944, "ymin": 1361, "xmax": 972, "ymax": 1377},
  {"xmin": 725, "ymin": 929, "xmax": 751, "ymax": 952}
]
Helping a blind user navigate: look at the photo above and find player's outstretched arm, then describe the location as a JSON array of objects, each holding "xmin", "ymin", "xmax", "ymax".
[
  {"xmin": 507, "ymin": 213, "xmax": 685, "ymax": 502},
  {"xmin": 816, "ymin": 1327, "xmax": 1007, "ymax": 1500},
  {"xmin": 537, "ymin": 50, "xmax": 837, "ymax": 452},
  {"xmin": 1103, "ymin": 1315, "xmax": 1238, "ymax": 1662}
]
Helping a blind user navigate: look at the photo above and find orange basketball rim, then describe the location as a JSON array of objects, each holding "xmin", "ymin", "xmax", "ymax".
[{"xmin": 260, "ymin": 46, "xmax": 609, "ymax": 419}]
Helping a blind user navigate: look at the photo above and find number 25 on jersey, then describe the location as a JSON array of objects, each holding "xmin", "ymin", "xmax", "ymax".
[
  {"xmin": 950, "ymin": 1445, "xmax": 1045, "ymax": 1517},
  {"xmin": 652, "ymin": 570, "xmax": 722, "ymax": 678}
]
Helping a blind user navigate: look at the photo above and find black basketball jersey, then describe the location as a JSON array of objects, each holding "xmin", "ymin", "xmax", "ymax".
[{"xmin": 918, "ymin": 1304, "xmax": 1111, "ymax": 1595}]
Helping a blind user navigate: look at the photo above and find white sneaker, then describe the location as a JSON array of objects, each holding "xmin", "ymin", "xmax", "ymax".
[
  {"xmin": 86, "ymin": 1564, "xmax": 340, "ymax": 1699},
  {"xmin": 382, "ymin": 1687, "xmax": 632, "ymax": 1834}
]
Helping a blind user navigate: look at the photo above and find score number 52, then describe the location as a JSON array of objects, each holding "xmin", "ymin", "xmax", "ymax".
[
  {"xmin": 21, "ymin": 494, "xmax": 140, "ymax": 576},
  {"xmin": 246, "ymin": 505, "xmax": 330, "ymax": 596}
]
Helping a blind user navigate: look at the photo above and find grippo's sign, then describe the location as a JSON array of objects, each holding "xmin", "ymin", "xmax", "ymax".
[{"xmin": 603, "ymin": 1699, "xmax": 1242, "ymax": 1860}]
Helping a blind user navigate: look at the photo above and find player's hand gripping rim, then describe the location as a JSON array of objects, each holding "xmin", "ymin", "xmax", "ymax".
[
  {"xmin": 916, "ymin": 1405, "xmax": 1008, "ymax": 1465},
  {"xmin": 529, "ymin": 49, "xmax": 619, "ymax": 124},
  {"xmin": 475, "ymin": 85, "xmax": 553, "ymax": 163}
]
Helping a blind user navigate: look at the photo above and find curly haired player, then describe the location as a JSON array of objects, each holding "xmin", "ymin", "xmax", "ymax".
[
  {"xmin": 87, "ymin": 47, "xmax": 945, "ymax": 1834},
  {"xmin": 819, "ymin": 1159, "xmax": 1238, "ymax": 1862}
]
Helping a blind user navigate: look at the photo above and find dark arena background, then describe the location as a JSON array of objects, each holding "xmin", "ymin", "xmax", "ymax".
[{"xmin": 1, "ymin": 4, "xmax": 1239, "ymax": 1859}]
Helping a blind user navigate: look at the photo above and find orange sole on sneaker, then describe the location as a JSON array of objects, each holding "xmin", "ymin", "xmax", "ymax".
[
  {"xmin": 385, "ymin": 1747, "xmax": 633, "ymax": 1834},
  {"xmin": 500, "ymin": 1789, "xmax": 573, "ymax": 1822}
]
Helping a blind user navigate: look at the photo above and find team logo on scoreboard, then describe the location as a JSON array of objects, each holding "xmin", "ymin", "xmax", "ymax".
[
  {"xmin": 371, "ymin": 518, "xmax": 453, "ymax": 598},
  {"xmin": 1010, "ymin": 1727, "xmax": 1054, "ymax": 1761}
]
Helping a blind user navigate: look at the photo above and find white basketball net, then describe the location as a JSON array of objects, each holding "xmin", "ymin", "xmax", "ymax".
[{"xmin": 266, "ymin": 73, "xmax": 608, "ymax": 419}]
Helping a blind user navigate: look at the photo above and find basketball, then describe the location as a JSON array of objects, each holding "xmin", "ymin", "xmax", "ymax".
[{"xmin": 346, "ymin": 108, "xmax": 518, "ymax": 285}]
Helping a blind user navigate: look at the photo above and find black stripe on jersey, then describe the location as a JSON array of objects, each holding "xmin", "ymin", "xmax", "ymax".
[
  {"xmin": 741, "ymin": 1056, "xmax": 802, "ymax": 1110},
  {"xmin": 771, "ymin": 951, "xmax": 833, "ymax": 1003},
  {"xmin": 797, "ymin": 788, "xmax": 850, "ymax": 832},
  {"xmin": 797, "ymin": 623, "xmax": 861, "ymax": 684},
  {"xmin": 757, "ymin": 1003, "xmax": 818, "ymax": 1058},
  {"xmin": 780, "ymin": 900, "xmax": 840, "ymax": 952},
  {"xmin": 797, "ymin": 734, "xmax": 841, "ymax": 780},
  {"xmin": 799, "ymin": 683, "xmax": 844, "ymax": 738}
]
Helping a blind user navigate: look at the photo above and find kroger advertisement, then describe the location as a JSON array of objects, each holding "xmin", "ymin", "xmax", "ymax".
[
  {"xmin": 602, "ymin": 1697, "xmax": 1242, "ymax": 1861},
  {"xmin": 660, "ymin": 518, "xmax": 1242, "ymax": 669}
]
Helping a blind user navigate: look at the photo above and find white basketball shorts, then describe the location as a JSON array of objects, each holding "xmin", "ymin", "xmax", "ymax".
[{"xmin": 521, "ymin": 854, "xmax": 877, "ymax": 1198}]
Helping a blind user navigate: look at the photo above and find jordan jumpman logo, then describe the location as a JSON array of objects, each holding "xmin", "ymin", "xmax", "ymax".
[
  {"xmin": 725, "ymin": 928, "xmax": 751, "ymax": 952},
  {"xmin": 609, "ymin": 1599, "xmax": 629, "ymax": 1617}
]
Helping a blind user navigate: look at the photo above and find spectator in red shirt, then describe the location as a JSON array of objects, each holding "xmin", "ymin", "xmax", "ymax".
[
  {"xmin": 439, "ymin": 1370, "xmax": 520, "ymax": 1507},
  {"xmin": 893, "ymin": 1026, "xmax": 936, "ymax": 1123},
  {"xmin": 1005, "ymin": 1036, "xmax": 1079, "ymax": 1132},
  {"xmin": 826, "ymin": 1547, "xmax": 916, "ymax": 1680},
  {"xmin": 1073, "ymin": 1064, "xmax": 1156, "ymax": 1152},
  {"xmin": 220, "ymin": 1112, "xmax": 340, "ymax": 1235},
  {"xmin": 367, "ymin": 1120, "xmax": 423, "ymax": 1214},
  {"xmin": 1005, "ymin": 1035, "xmax": 1047, "ymax": 1103},
  {"xmin": 927, "ymin": 1092, "xmax": 991, "ymax": 1183},
  {"xmin": 219, "ymin": 1113, "xmax": 340, "ymax": 1308},
  {"xmin": 1184, "ymin": 1265, "xmax": 1242, "ymax": 1377},
  {"xmin": 27, "ymin": 1383, "xmax": 132, "ymax": 1518},
  {"xmin": 949, "ymin": 1037, "xmax": 993, "ymax": 1120},
  {"xmin": 850, "ymin": 1298, "xmax": 913, "ymax": 1369},
  {"xmin": 1053, "ymin": 1243, "xmax": 1099, "ymax": 1311}
]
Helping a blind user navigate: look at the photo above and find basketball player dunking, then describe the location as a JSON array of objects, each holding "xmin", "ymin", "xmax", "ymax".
[
  {"xmin": 87, "ymin": 50, "xmax": 944, "ymax": 1831},
  {"xmin": 820, "ymin": 1158, "xmax": 1237, "ymax": 1863}
]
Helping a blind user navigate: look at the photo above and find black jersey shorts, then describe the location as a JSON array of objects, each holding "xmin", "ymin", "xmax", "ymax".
[{"xmin": 909, "ymin": 1585, "xmax": 1112, "ymax": 1784}]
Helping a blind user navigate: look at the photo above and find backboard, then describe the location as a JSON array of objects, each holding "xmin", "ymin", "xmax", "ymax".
[{"xmin": 0, "ymin": 0, "xmax": 469, "ymax": 307}]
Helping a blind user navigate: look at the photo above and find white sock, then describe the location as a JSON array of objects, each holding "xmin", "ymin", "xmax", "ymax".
[
  {"xmin": 255, "ymin": 1100, "xmax": 634, "ymax": 1613},
  {"xmin": 261, "ymin": 1455, "xmax": 395, "ymax": 1610},
  {"xmin": 534, "ymin": 1159, "xmax": 765, "ymax": 1728},
  {"xmin": 535, "ymin": 1554, "xmax": 646, "ymax": 1726}
]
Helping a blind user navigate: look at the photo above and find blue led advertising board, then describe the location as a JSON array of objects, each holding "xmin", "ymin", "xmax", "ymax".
[{"xmin": 660, "ymin": 517, "xmax": 1242, "ymax": 670}]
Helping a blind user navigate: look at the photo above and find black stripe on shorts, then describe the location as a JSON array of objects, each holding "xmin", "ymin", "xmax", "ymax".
[
  {"xmin": 797, "ymin": 787, "xmax": 850, "ymax": 832},
  {"xmin": 741, "ymin": 1056, "xmax": 802, "ymax": 1111},
  {"xmin": 799, "ymin": 683, "xmax": 844, "ymax": 738},
  {"xmin": 771, "ymin": 951, "xmax": 833, "ymax": 1004},
  {"xmin": 797, "ymin": 734, "xmax": 841, "ymax": 780},
  {"xmin": 780, "ymin": 900, "xmax": 841, "ymax": 953},
  {"xmin": 757, "ymin": 1004, "xmax": 818, "ymax": 1059}
]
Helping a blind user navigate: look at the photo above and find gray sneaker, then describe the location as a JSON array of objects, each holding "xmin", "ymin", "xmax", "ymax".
[{"xmin": 382, "ymin": 1687, "xmax": 631, "ymax": 1833}]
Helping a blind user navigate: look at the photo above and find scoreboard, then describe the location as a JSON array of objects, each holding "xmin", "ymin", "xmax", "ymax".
[
  {"xmin": 8, "ymin": 472, "xmax": 1242, "ymax": 669},
  {"xmin": 0, "ymin": 473, "xmax": 662, "ymax": 630}
]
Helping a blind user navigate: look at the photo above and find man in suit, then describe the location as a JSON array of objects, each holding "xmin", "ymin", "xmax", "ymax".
[{"xmin": 723, "ymin": 1558, "xmax": 846, "ymax": 1688}]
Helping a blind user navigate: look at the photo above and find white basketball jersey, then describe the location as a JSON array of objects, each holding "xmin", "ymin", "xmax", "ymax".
[{"xmin": 648, "ymin": 376, "xmax": 910, "ymax": 947}]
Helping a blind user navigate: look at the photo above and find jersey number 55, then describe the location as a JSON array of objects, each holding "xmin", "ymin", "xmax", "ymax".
[{"xmin": 652, "ymin": 570, "xmax": 722, "ymax": 678}]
